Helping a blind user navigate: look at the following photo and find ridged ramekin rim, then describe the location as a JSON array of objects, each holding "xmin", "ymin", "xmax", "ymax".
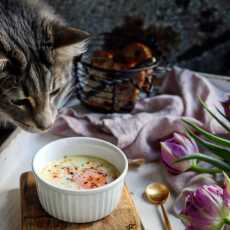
[{"xmin": 32, "ymin": 137, "xmax": 128, "ymax": 195}]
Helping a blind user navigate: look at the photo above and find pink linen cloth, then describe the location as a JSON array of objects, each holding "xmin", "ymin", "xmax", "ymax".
[{"xmin": 52, "ymin": 66, "xmax": 222, "ymax": 162}]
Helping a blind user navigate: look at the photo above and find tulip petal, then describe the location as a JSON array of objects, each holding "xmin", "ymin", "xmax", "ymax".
[
  {"xmin": 182, "ymin": 186, "xmax": 222, "ymax": 224},
  {"xmin": 179, "ymin": 184, "xmax": 229, "ymax": 230},
  {"xmin": 160, "ymin": 141, "xmax": 191, "ymax": 174},
  {"xmin": 160, "ymin": 142, "xmax": 177, "ymax": 161},
  {"xmin": 160, "ymin": 142, "xmax": 184, "ymax": 174},
  {"xmin": 174, "ymin": 133, "xmax": 199, "ymax": 153},
  {"xmin": 160, "ymin": 133, "xmax": 199, "ymax": 175},
  {"xmin": 165, "ymin": 142, "xmax": 188, "ymax": 158},
  {"xmin": 194, "ymin": 186, "xmax": 223, "ymax": 217}
]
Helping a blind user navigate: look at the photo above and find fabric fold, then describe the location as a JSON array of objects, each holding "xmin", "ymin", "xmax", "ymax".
[{"xmin": 52, "ymin": 67, "xmax": 223, "ymax": 161}]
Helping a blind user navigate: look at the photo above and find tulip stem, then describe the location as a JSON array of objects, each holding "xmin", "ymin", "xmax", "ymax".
[{"xmin": 189, "ymin": 165, "xmax": 222, "ymax": 174}]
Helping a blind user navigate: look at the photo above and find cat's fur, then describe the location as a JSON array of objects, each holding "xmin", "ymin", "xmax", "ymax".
[{"xmin": 0, "ymin": 0, "xmax": 89, "ymax": 132}]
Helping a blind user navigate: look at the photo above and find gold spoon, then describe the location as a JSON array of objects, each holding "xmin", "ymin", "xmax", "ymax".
[{"xmin": 145, "ymin": 183, "xmax": 172, "ymax": 230}]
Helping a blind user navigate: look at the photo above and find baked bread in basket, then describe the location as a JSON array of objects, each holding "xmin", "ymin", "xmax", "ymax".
[{"xmin": 76, "ymin": 33, "xmax": 160, "ymax": 112}]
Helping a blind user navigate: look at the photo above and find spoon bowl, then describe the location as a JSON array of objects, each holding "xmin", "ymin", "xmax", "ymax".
[
  {"xmin": 145, "ymin": 183, "xmax": 170, "ymax": 205},
  {"xmin": 144, "ymin": 182, "xmax": 171, "ymax": 230}
]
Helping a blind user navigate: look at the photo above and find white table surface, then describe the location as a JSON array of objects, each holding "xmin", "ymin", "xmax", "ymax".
[
  {"xmin": 0, "ymin": 129, "xmax": 183, "ymax": 230},
  {"xmin": 0, "ymin": 73, "xmax": 229, "ymax": 230}
]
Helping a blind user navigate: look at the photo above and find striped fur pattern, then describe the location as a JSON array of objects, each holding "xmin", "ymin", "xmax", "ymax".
[{"xmin": 0, "ymin": 0, "xmax": 89, "ymax": 132}]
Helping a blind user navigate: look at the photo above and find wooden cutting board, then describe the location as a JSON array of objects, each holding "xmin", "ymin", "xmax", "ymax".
[{"xmin": 20, "ymin": 172, "xmax": 141, "ymax": 230}]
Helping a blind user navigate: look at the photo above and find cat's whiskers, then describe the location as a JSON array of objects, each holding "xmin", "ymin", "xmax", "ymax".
[
  {"xmin": 66, "ymin": 83, "xmax": 78, "ymax": 93},
  {"xmin": 58, "ymin": 84, "xmax": 78, "ymax": 108},
  {"xmin": 63, "ymin": 90, "xmax": 77, "ymax": 105}
]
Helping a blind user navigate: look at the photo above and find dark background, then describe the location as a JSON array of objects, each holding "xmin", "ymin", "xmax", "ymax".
[
  {"xmin": 48, "ymin": 0, "xmax": 230, "ymax": 75},
  {"xmin": 2, "ymin": 0, "xmax": 230, "ymax": 142}
]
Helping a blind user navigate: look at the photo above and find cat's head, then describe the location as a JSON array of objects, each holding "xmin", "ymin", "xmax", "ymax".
[{"xmin": 0, "ymin": 22, "xmax": 89, "ymax": 132}]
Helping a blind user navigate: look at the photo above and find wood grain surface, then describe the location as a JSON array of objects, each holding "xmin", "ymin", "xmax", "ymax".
[{"xmin": 20, "ymin": 172, "xmax": 141, "ymax": 230}]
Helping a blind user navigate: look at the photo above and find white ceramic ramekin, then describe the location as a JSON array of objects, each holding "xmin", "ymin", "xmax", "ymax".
[{"xmin": 32, "ymin": 137, "xmax": 128, "ymax": 223}]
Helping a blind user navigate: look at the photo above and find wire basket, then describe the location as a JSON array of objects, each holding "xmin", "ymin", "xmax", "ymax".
[{"xmin": 74, "ymin": 33, "xmax": 163, "ymax": 113}]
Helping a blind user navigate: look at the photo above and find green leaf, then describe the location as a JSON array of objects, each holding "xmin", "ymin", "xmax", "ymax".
[
  {"xmin": 175, "ymin": 153, "xmax": 230, "ymax": 172},
  {"xmin": 199, "ymin": 98, "xmax": 230, "ymax": 133},
  {"xmin": 182, "ymin": 119, "xmax": 230, "ymax": 147},
  {"xmin": 185, "ymin": 128, "xmax": 230, "ymax": 162},
  {"xmin": 189, "ymin": 165, "xmax": 221, "ymax": 174}
]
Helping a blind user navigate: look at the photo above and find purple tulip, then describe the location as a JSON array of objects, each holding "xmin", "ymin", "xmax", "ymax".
[
  {"xmin": 160, "ymin": 133, "xmax": 199, "ymax": 174},
  {"xmin": 179, "ymin": 174, "xmax": 230, "ymax": 230}
]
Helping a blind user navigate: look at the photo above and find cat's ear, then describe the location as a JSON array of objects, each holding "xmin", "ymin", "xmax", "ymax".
[
  {"xmin": 52, "ymin": 24, "xmax": 90, "ymax": 59},
  {"xmin": 52, "ymin": 25, "xmax": 90, "ymax": 49},
  {"xmin": 0, "ymin": 53, "xmax": 8, "ymax": 69}
]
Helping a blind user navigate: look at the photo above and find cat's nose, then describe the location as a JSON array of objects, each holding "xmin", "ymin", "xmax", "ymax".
[
  {"xmin": 36, "ymin": 121, "xmax": 53, "ymax": 131},
  {"xmin": 34, "ymin": 113, "xmax": 55, "ymax": 131}
]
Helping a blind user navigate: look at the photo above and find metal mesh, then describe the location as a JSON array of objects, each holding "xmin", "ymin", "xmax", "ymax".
[{"xmin": 74, "ymin": 33, "xmax": 162, "ymax": 112}]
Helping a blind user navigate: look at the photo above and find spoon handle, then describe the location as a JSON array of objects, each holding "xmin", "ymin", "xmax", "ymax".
[{"xmin": 160, "ymin": 204, "xmax": 172, "ymax": 230}]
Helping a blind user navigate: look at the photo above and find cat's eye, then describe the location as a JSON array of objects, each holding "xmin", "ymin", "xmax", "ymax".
[
  {"xmin": 50, "ymin": 88, "xmax": 61, "ymax": 97},
  {"xmin": 11, "ymin": 98, "xmax": 31, "ymax": 108}
]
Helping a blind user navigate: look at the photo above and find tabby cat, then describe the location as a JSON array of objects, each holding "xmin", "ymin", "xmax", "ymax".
[{"xmin": 0, "ymin": 0, "xmax": 89, "ymax": 132}]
